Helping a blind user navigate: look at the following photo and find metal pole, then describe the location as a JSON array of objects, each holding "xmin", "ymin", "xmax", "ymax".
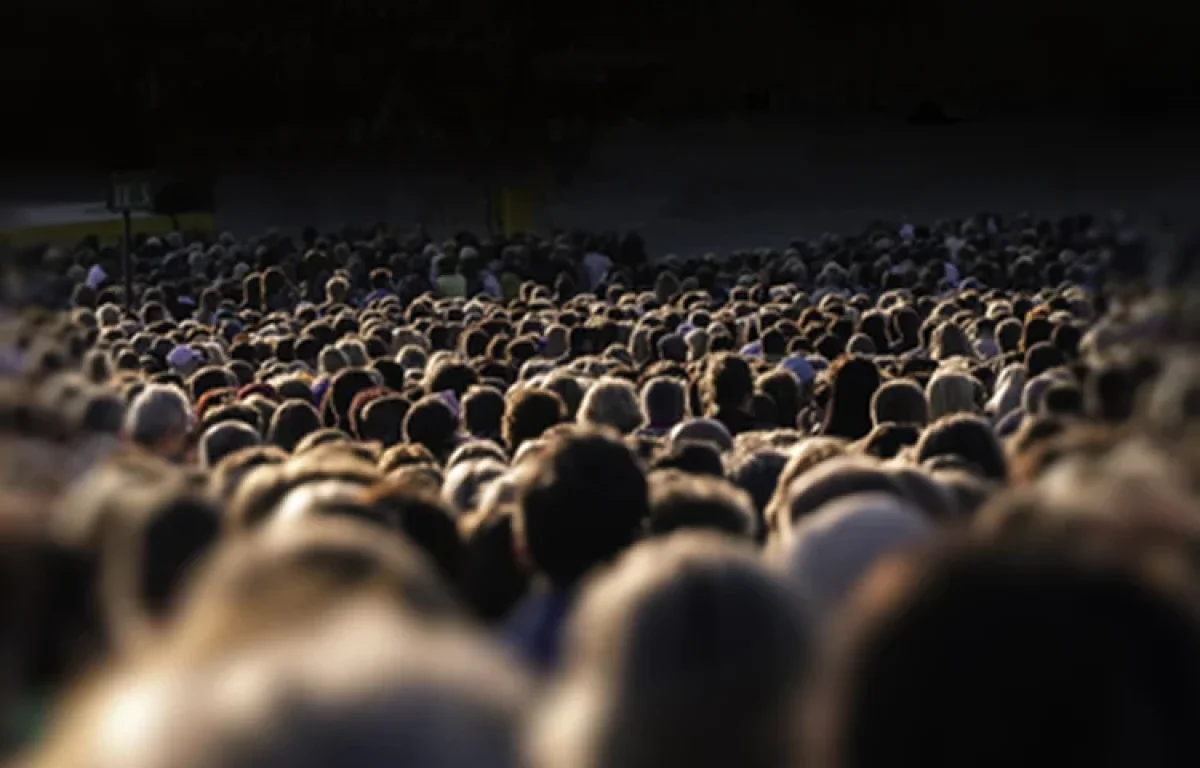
[{"xmin": 122, "ymin": 209, "xmax": 133, "ymax": 312}]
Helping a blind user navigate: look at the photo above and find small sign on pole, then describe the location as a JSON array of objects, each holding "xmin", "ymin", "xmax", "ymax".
[
  {"xmin": 109, "ymin": 174, "xmax": 156, "ymax": 213},
  {"xmin": 109, "ymin": 173, "xmax": 156, "ymax": 311}
]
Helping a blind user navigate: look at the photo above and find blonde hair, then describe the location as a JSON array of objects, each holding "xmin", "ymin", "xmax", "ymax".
[
  {"xmin": 926, "ymin": 372, "xmax": 981, "ymax": 421},
  {"xmin": 931, "ymin": 323, "xmax": 975, "ymax": 361},
  {"xmin": 987, "ymin": 365, "xmax": 1027, "ymax": 420}
]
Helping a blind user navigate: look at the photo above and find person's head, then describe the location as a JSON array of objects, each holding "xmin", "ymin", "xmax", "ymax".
[
  {"xmin": 442, "ymin": 458, "xmax": 508, "ymax": 517},
  {"xmin": 651, "ymin": 439, "xmax": 725, "ymax": 478},
  {"xmin": 354, "ymin": 481, "xmax": 465, "ymax": 584},
  {"xmin": 267, "ymin": 400, "xmax": 321, "ymax": 453},
  {"xmin": 857, "ymin": 423, "xmax": 922, "ymax": 460},
  {"xmin": 726, "ymin": 448, "xmax": 788, "ymax": 542},
  {"xmin": 926, "ymin": 372, "xmax": 981, "ymax": 421},
  {"xmin": 325, "ymin": 274, "xmax": 350, "ymax": 304},
  {"xmin": 124, "ymin": 384, "xmax": 193, "ymax": 458},
  {"xmin": 357, "ymin": 395, "xmax": 411, "ymax": 448},
  {"xmin": 188, "ymin": 366, "xmax": 237, "ymax": 402},
  {"xmin": 870, "ymin": 379, "xmax": 929, "ymax": 427},
  {"xmin": 1041, "ymin": 383, "xmax": 1084, "ymax": 418},
  {"xmin": 668, "ymin": 418, "xmax": 734, "ymax": 454},
  {"xmin": 37, "ymin": 604, "xmax": 531, "ymax": 768},
  {"xmin": 199, "ymin": 420, "xmax": 261, "ymax": 469},
  {"xmin": 757, "ymin": 369, "xmax": 802, "ymax": 428},
  {"xmin": 80, "ymin": 475, "xmax": 221, "ymax": 650},
  {"xmin": 772, "ymin": 456, "xmax": 905, "ymax": 541},
  {"xmin": 403, "ymin": 394, "xmax": 461, "ymax": 464},
  {"xmin": 641, "ymin": 377, "xmax": 687, "ymax": 431},
  {"xmin": 369, "ymin": 267, "xmax": 393, "ymax": 291},
  {"xmin": 930, "ymin": 322, "xmax": 974, "ymax": 361},
  {"xmin": 425, "ymin": 361, "xmax": 480, "ymax": 400},
  {"xmin": 209, "ymin": 445, "xmax": 288, "ymax": 501},
  {"xmin": 646, "ymin": 470, "xmax": 758, "ymax": 540},
  {"xmin": 685, "ymin": 328, "xmax": 711, "ymax": 361},
  {"xmin": 513, "ymin": 429, "xmax": 648, "ymax": 588},
  {"xmin": 503, "ymin": 387, "xmax": 566, "ymax": 454},
  {"xmin": 809, "ymin": 535, "xmax": 1200, "ymax": 768},
  {"xmin": 1024, "ymin": 341, "xmax": 1067, "ymax": 379},
  {"xmin": 77, "ymin": 389, "xmax": 126, "ymax": 434},
  {"xmin": 459, "ymin": 499, "xmax": 530, "ymax": 623},
  {"xmin": 463, "ymin": 385, "xmax": 506, "ymax": 442},
  {"xmin": 995, "ymin": 317, "xmax": 1023, "ymax": 353},
  {"xmin": 578, "ymin": 377, "xmax": 644, "ymax": 434},
  {"xmin": 915, "ymin": 414, "xmax": 1007, "ymax": 483},
  {"xmin": 532, "ymin": 534, "xmax": 810, "ymax": 768},
  {"xmin": 657, "ymin": 333, "xmax": 688, "ymax": 363},
  {"xmin": 823, "ymin": 356, "xmax": 883, "ymax": 441},
  {"xmin": 543, "ymin": 373, "xmax": 585, "ymax": 420},
  {"xmin": 704, "ymin": 353, "xmax": 754, "ymax": 413},
  {"xmin": 318, "ymin": 346, "xmax": 349, "ymax": 376},
  {"xmin": 1086, "ymin": 364, "xmax": 1136, "ymax": 423},
  {"xmin": 784, "ymin": 492, "xmax": 931, "ymax": 622}
]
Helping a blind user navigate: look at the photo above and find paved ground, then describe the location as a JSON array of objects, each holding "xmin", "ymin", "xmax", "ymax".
[{"xmin": 5, "ymin": 116, "xmax": 1200, "ymax": 255}]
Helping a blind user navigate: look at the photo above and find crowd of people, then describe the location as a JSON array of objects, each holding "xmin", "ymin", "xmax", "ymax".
[{"xmin": 3, "ymin": 212, "xmax": 1200, "ymax": 767}]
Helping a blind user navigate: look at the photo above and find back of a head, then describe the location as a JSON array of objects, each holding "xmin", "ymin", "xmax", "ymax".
[
  {"xmin": 199, "ymin": 420, "xmax": 261, "ymax": 469},
  {"xmin": 931, "ymin": 322, "xmax": 973, "ymax": 361},
  {"xmin": 641, "ymin": 376, "xmax": 687, "ymax": 430},
  {"xmin": 857, "ymin": 423, "xmax": 921, "ymax": 461},
  {"xmin": 533, "ymin": 534, "xmax": 810, "ymax": 768},
  {"xmin": 268, "ymin": 400, "xmax": 322, "ymax": 453},
  {"xmin": 38, "ymin": 603, "xmax": 530, "ymax": 768},
  {"xmin": 463, "ymin": 386, "xmax": 505, "ymax": 441},
  {"xmin": 503, "ymin": 387, "xmax": 566, "ymax": 454},
  {"xmin": 578, "ymin": 377, "xmax": 644, "ymax": 435},
  {"xmin": 98, "ymin": 485, "xmax": 221, "ymax": 649},
  {"xmin": 784, "ymin": 492, "xmax": 931, "ymax": 622},
  {"xmin": 726, "ymin": 448, "xmax": 788, "ymax": 538},
  {"xmin": 514, "ymin": 429, "xmax": 648, "ymax": 587},
  {"xmin": 403, "ymin": 395, "xmax": 461, "ymax": 463},
  {"xmin": 1024, "ymin": 340, "xmax": 1067, "ymax": 379},
  {"xmin": 813, "ymin": 536, "xmax": 1200, "ymax": 768},
  {"xmin": 823, "ymin": 356, "xmax": 882, "ymax": 441},
  {"xmin": 916, "ymin": 414, "xmax": 1007, "ymax": 483},
  {"xmin": 442, "ymin": 458, "xmax": 508, "ymax": 517},
  {"xmin": 651, "ymin": 439, "xmax": 724, "ymax": 478},
  {"xmin": 777, "ymin": 456, "xmax": 904, "ymax": 539},
  {"xmin": 125, "ymin": 383, "xmax": 192, "ymax": 455},
  {"xmin": 172, "ymin": 516, "xmax": 459, "ymax": 658},
  {"xmin": 926, "ymin": 372, "xmax": 980, "ymax": 421},
  {"xmin": 870, "ymin": 379, "xmax": 929, "ymax": 427},
  {"xmin": 705, "ymin": 353, "xmax": 754, "ymax": 412},
  {"xmin": 358, "ymin": 395, "xmax": 410, "ymax": 448},
  {"xmin": 646, "ymin": 470, "xmax": 758, "ymax": 540},
  {"xmin": 668, "ymin": 417, "xmax": 734, "ymax": 453}
]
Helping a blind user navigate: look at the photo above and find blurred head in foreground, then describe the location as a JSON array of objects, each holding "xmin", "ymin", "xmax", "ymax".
[
  {"xmin": 34, "ymin": 601, "xmax": 529, "ymax": 768},
  {"xmin": 531, "ymin": 533, "xmax": 811, "ymax": 768}
]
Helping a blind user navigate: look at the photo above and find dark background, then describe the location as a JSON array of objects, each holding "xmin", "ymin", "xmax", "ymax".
[{"xmin": 5, "ymin": 1, "xmax": 1199, "ymax": 172}]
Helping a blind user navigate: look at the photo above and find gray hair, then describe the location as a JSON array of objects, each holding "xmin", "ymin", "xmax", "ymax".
[
  {"xmin": 125, "ymin": 384, "xmax": 193, "ymax": 448},
  {"xmin": 784, "ymin": 492, "xmax": 931, "ymax": 621},
  {"xmin": 578, "ymin": 377, "xmax": 644, "ymax": 434}
]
